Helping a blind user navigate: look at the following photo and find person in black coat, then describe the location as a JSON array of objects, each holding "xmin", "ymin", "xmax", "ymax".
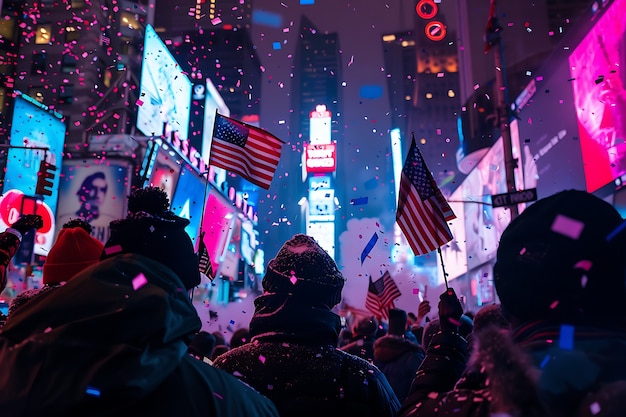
[
  {"xmin": 0, "ymin": 188, "xmax": 278, "ymax": 417},
  {"xmin": 399, "ymin": 190, "xmax": 626, "ymax": 417},
  {"xmin": 340, "ymin": 315, "xmax": 378, "ymax": 363},
  {"xmin": 213, "ymin": 234, "xmax": 400, "ymax": 417}
]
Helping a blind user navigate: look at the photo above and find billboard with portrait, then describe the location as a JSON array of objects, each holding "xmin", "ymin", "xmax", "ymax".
[
  {"xmin": 0, "ymin": 93, "xmax": 66, "ymax": 255},
  {"xmin": 136, "ymin": 24, "xmax": 192, "ymax": 140},
  {"xmin": 568, "ymin": 0, "xmax": 626, "ymax": 193},
  {"xmin": 56, "ymin": 160, "xmax": 133, "ymax": 244},
  {"xmin": 170, "ymin": 163, "xmax": 207, "ymax": 247}
]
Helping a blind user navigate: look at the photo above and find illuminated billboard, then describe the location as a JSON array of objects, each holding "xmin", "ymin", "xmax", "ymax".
[
  {"xmin": 202, "ymin": 78, "xmax": 230, "ymax": 162},
  {"xmin": 304, "ymin": 143, "xmax": 337, "ymax": 173},
  {"xmin": 568, "ymin": 0, "xmax": 626, "ymax": 193},
  {"xmin": 146, "ymin": 142, "xmax": 183, "ymax": 202},
  {"xmin": 56, "ymin": 160, "xmax": 133, "ymax": 244},
  {"xmin": 137, "ymin": 24, "xmax": 192, "ymax": 140},
  {"xmin": 170, "ymin": 163, "xmax": 207, "ymax": 247},
  {"xmin": 0, "ymin": 93, "xmax": 66, "ymax": 255},
  {"xmin": 309, "ymin": 104, "xmax": 332, "ymax": 144}
]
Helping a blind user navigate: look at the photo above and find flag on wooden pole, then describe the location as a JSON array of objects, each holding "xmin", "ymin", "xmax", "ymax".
[
  {"xmin": 365, "ymin": 271, "xmax": 401, "ymax": 322},
  {"xmin": 209, "ymin": 113, "xmax": 284, "ymax": 189},
  {"xmin": 396, "ymin": 135, "xmax": 455, "ymax": 256}
]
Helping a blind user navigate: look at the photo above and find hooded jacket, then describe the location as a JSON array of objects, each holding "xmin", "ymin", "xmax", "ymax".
[
  {"xmin": 213, "ymin": 293, "xmax": 401, "ymax": 417},
  {"xmin": 373, "ymin": 335, "xmax": 425, "ymax": 403},
  {"xmin": 397, "ymin": 321, "xmax": 626, "ymax": 417},
  {"xmin": 0, "ymin": 254, "xmax": 278, "ymax": 417}
]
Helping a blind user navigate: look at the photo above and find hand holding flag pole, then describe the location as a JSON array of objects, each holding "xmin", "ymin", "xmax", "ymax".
[{"xmin": 395, "ymin": 133, "xmax": 456, "ymax": 288}]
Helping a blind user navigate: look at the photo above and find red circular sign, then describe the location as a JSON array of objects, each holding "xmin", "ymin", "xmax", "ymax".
[
  {"xmin": 425, "ymin": 21, "xmax": 447, "ymax": 42},
  {"xmin": 415, "ymin": 0, "xmax": 438, "ymax": 19}
]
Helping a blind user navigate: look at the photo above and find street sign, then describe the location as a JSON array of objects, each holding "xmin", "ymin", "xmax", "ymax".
[{"xmin": 491, "ymin": 188, "xmax": 537, "ymax": 208}]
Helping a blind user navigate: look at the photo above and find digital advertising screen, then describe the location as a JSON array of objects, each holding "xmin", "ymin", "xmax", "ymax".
[
  {"xmin": 136, "ymin": 24, "xmax": 192, "ymax": 140},
  {"xmin": 437, "ymin": 185, "xmax": 467, "ymax": 285},
  {"xmin": 202, "ymin": 78, "xmax": 230, "ymax": 162},
  {"xmin": 461, "ymin": 120, "xmax": 523, "ymax": 271},
  {"xmin": 0, "ymin": 93, "xmax": 66, "ymax": 255},
  {"xmin": 200, "ymin": 190, "xmax": 237, "ymax": 277},
  {"xmin": 56, "ymin": 160, "xmax": 133, "ymax": 244},
  {"xmin": 568, "ymin": 0, "xmax": 626, "ymax": 193},
  {"xmin": 146, "ymin": 143, "xmax": 183, "ymax": 203},
  {"xmin": 170, "ymin": 163, "xmax": 207, "ymax": 247}
]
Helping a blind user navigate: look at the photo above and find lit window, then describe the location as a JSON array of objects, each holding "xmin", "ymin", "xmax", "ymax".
[
  {"xmin": 71, "ymin": 0, "xmax": 86, "ymax": 8},
  {"xmin": 35, "ymin": 24, "xmax": 52, "ymax": 44},
  {"xmin": 420, "ymin": 138, "xmax": 427, "ymax": 145},
  {"xmin": 425, "ymin": 92, "xmax": 433, "ymax": 99},
  {"xmin": 120, "ymin": 11, "xmax": 140, "ymax": 30},
  {"xmin": 28, "ymin": 87, "xmax": 46, "ymax": 103},
  {"xmin": 447, "ymin": 89, "xmax": 455, "ymax": 98},
  {"xmin": 65, "ymin": 25, "xmax": 80, "ymax": 42},
  {"xmin": 0, "ymin": 16, "xmax": 15, "ymax": 41}
]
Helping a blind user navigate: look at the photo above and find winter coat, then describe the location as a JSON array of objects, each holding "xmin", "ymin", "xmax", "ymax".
[
  {"xmin": 213, "ymin": 293, "xmax": 401, "ymax": 417},
  {"xmin": 0, "ymin": 254, "xmax": 279, "ymax": 417},
  {"xmin": 340, "ymin": 335, "xmax": 376, "ymax": 363},
  {"xmin": 373, "ymin": 335, "xmax": 425, "ymax": 403},
  {"xmin": 398, "ymin": 321, "xmax": 626, "ymax": 417}
]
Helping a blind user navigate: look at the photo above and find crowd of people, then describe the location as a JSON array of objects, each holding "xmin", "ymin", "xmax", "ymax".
[{"xmin": 1, "ymin": 187, "xmax": 626, "ymax": 417}]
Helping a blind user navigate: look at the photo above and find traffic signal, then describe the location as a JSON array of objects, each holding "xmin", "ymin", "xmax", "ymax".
[{"xmin": 35, "ymin": 160, "xmax": 56, "ymax": 196}]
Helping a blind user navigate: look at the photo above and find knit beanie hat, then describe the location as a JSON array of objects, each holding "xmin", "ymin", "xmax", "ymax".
[
  {"xmin": 43, "ymin": 227, "xmax": 104, "ymax": 285},
  {"xmin": 494, "ymin": 189, "xmax": 626, "ymax": 323},
  {"xmin": 262, "ymin": 234, "xmax": 345, "ymax": 308},
  {"xmin": 101, "ymin": 187, "xmax": 200, "ymax": 290}
]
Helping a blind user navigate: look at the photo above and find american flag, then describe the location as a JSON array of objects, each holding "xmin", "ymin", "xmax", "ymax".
[
  {"xmin": 197, "ymin": 232, "xmax": 214, "ymax": 281},
  {"xmin": 209, "ymin": 113, "xmax": 284, "ymax": 190},
  {"xmin": 396, "ymin": 135, "xmax": 455, "ymax": 256},
  {"xmin": 365, "ymin": 271, "xmax": 401, "ymax": 322}
]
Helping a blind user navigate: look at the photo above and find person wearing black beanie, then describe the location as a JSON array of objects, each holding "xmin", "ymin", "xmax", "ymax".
[
  {"xmin": 0, "ymin": 187, "xmax": 278, "ymax": 417},
  {"xmin": 214, "ymin": 234, "xmax": 400, "ymax": 417},
  {"xmin": 398, "ymin": 190, "xmax": 626, "ymax": 417}
]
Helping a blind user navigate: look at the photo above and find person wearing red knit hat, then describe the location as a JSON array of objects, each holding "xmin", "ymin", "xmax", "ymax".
[{"xmin": 7, "ymin": 220, "xmax": 103, "ymax": 318}]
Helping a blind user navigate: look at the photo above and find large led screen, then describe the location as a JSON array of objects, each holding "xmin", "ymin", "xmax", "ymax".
[
  {"xmin": 202, "ymin": 78, "xmax": 230, "ymax": 162},
  {"xmin": 137, "ymin": 24, "xmax": 192, "ymax": 140},
  {"xmin": 0, "ymin": 93, "xmax": 66, "ymax": 255},
  {"xmin": 569, "ymin": 0, "xmax": 626, "ymax": 193},
  {"xmin": 170, "ymin": 164, "xmax": 207, "ymax": 247},
  {"xmin": 56, "ymin": 160, "xmax": 132, "ymax": 244},
  {"xmin": 462, "ymin": 120, "xmax": 523, "ymax": 271},
  {"xmin": 146, "ymin": 143, "xmax": 183, "ymax": 203}
]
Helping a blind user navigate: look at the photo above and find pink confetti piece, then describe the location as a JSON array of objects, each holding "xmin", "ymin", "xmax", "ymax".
[
  {"xmin": 258, "ymin": 355, "xmax": 266, "ymax": 364},
  {"xmin": 132, "ymin": 273, "xmax": 148, "ymax": 290},
  {"xmin": 413, "ymin": 288, "xmax": 420, "ymax": 295},
  {"xmin": 44, "ymin": 327, "xmax": 53, "ymax": 333},
  {"xmin": 213, "ymin": 392, "xmax": 223, "ymax": 400},
  {"xmin": 574, "ymin": 260, "xmax": 592, "ymax": 271},
  {"xmin": 551, "ymin": 214, "xmax": 584, "ymax": 239},
  {"xmin": 590, "ymin": 402, "xmax": 601, "ymax": 415},
  {"xmin": 581, "ymin": 275, "xmax": 588, "ymax": 288},
  {"xmin": 550, "ymin": 300, "xmax": 559, "ymax": 309},
  {"xmin": 104, "ymin": 244, "xmax": 122, "ymax": 255}
]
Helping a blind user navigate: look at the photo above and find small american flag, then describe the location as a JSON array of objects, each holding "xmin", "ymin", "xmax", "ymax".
[
  {"xmin": 396, "ymin": 135, "xmax": 455, "ymax": 256},
  {"xmin": 209, "ymin": 113, "xmax": 284, "ymax": 189},
  {"xmin": 197, "ymin": 232, "xmax": 214, "ymax": 281},
  {"xmin": 365, "ymin": 271, "xmax": 401, "ymax": 322}
]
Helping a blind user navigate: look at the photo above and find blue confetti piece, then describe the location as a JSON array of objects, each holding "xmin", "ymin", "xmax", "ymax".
[
  {"xmin": 252, "ymin": 10, "xmax": 283, "ymax": 28},
  {"xmin": 300, "ymin": 0, "xmax": 315, "ymax": 4},
  {"xmin": 361, "ymin": 233, "xmax": 379, "ymax": 265},
  {"xmin": 359, "ymin": 85, "xmax": 383, "ymax": 99},
  {"xmin": 272, "ymin": 42, "xmax": 281, "ymax": 50},
  {"xmin": 86, "ymin": 386, "xmax": 101, "ymax": 397},
  {"xmin": 540, "ymin": 355, "xmax": 550, "ymax": 368},
  {"xmin": 559, "ymin": 324, "xmax": 575, "ymax": 350},
  {"xmin": 351, "ymin": 197, "xmax": 368, "ymax": 205}
]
